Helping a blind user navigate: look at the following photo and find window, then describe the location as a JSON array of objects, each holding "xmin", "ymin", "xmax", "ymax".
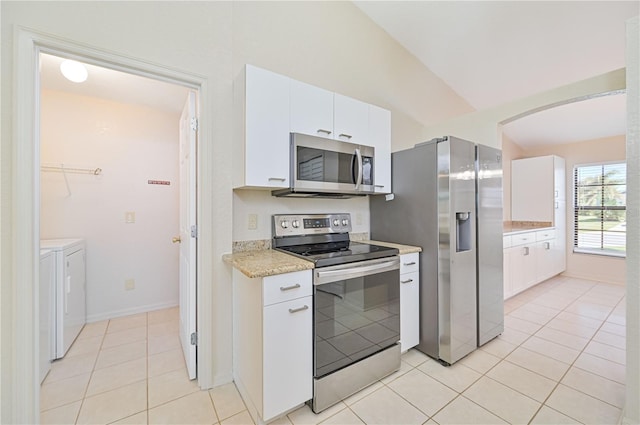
[{"xmin": 574, "ymin": 162, "xmax": 626, "ymax": 256}]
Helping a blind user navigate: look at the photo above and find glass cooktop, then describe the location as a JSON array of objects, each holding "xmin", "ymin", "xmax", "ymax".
[{"xmin": 277, "ymin": 241, "xmax": 398, "ymax": 267}]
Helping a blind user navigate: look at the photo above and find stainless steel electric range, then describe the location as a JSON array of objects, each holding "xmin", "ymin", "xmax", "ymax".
[{"xmin": 273, "ymin": 213, "xmax": 401, "ymax": 413}]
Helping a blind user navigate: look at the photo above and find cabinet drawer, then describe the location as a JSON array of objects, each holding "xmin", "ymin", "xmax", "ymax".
[
  {"xmin": 263, "ymin": 270, "xmax": 312, "ymax": 306},
  {"xmin": 536, "ymin": 229, "xmax": 555, "ymax": 242},
  {"xmin": 511, "ymin": 232, "xmax": 535, "ymax": 246},
  {"xmin": 503, "ymin": 235, "xmax": 512, "ymax": 249},
  {"xmin": 400, "ymin": 253, "xmax": 419, "ymax": 275}
]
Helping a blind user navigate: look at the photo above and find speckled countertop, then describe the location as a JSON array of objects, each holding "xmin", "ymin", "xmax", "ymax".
[
  {"xmin": 361, "ymin": 240, "xmax": 422, "ymax": 255},
  {"xmin": 504, "ymin": 221, "xmax": 554, "ymax": 235},
  {"xmin": 223, "ymin": 250, "xmax": 314, "ymax": 279},
  {"xmin": 224, "ymin": 240, "xmax": 422, "ymax": 278}
]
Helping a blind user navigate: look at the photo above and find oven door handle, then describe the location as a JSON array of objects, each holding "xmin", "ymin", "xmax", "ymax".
[{"xmin": 315, "ymin": 258, "xmax": 399, "ymax": 285}]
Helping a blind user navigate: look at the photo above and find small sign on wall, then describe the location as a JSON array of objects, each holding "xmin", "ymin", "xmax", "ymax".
[{"xmin": 148, "ymin": 180, "xmax": 171, "ymax": 186}]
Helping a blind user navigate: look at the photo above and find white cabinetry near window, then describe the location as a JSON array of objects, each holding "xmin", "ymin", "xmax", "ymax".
[
  {"xmin": 399, "ymin": 253, "xmax": 419, "ymax": 352},
  {"xmin": 511, "ymin": 155, "xmax": 566, "ymax": 280},
  {"xmin": 503, "ymin": 228, "xmax": 563, "ymax": 299},
  {"xmin": 233, "ymin": 269, "xmax": 312, "ymax": 423}
]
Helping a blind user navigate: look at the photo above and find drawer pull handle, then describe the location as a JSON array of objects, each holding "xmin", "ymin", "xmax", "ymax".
[
  {"xmin": 280, "ymin": 283, "xmax": 301, "ymax": 291},
  {"xmin": 317, "ymin": 129, "xmax": 332, "ymax": 135},
  {"xmin": 374, "ymin": 185, "xmax": 385, "ymax": 188},
  {"xmin": 338, "ymin": 133, "xmax": 353, "ymax": 139},
  {"xmin": 401, "ymin": 279, "xmax": 413, "ymax": 284},
  {"xmin": 403, "ymin": 262, "xmax": 416, "ymax": 266},
  {"xmin": 289, "ymin": 305, "xmax": 309, "ymax": 314},
  {"xmin": 269, "ymin": 177, "xmax": 286, "ymax": 181}
]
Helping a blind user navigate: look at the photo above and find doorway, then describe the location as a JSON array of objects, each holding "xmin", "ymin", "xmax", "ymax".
[{"xmin": 37, "ymin": 51, "xmax": 199, "ymax": 405}]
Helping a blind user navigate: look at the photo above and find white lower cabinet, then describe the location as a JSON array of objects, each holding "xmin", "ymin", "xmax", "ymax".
[
  {"xmin": 504, "ymin": 228, "xmax": 565, "ymax": 299},
  {"xmin": 233, "ymin": 269, "xmax": 312, "ymax": 424},
  {"xmin": 399, "ymin": 253, "xmax": 419, "ymax": 352}
]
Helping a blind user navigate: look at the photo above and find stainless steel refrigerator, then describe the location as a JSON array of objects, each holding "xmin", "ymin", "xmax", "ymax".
[{"xmin": 370, "ymin": 136, "xmax": 503, "ymax": 365}]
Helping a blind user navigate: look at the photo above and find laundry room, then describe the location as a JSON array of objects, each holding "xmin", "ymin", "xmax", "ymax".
[{"xmin": 39, "ymin": 53, "xmax": 190, "ymax": 327}]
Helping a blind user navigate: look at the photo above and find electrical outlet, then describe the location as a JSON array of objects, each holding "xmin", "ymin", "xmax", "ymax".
[
  {"xmin": 125, "ymin": 211, "xmax": 136, "ymax": 224},
  {"xmin": 248, "ymin": 213, "xmax": 258, "ymax": 230},
  {"xmin": 125, "ymin": 279, "xmax": 135, "ymax": 290}
]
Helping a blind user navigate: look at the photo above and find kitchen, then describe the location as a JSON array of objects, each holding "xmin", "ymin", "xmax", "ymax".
[{"xmin": 1, "ymin": 1, "xmax": 639, "ymax": 424}]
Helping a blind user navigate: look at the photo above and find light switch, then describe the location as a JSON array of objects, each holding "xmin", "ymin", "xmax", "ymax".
[{"xmin": 125, "ymin": 211, "xmax": 136, "ymax": 224}]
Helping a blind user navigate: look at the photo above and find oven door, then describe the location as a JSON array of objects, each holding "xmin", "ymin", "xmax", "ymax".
[
  {"xmin": 313, "ymin": 257, "xmax": 400, "ymax": 378},
  {"xmin": 292, "ymin": 132, "xmax": 375, "ymax": 194}
]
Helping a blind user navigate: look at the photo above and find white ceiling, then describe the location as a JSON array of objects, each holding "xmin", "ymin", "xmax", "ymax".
[
  {"xmin": 355, "ymin": 1, "xmax": 638, "ymax": 146},
  {"xmin": 39, "ymin": 53, "xmax": 189, "ymax": 114},
  {"xmin": 40, "ymin": 2, "xmax": 638, "ymax": 147}
]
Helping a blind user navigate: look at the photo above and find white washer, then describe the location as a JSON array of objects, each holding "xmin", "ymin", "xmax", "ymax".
[
  {"xmin": 39, "ymin": 249, "xmax": 54, "ymax": 383},
  {"xmin": 40, "ymin": 238, "xmax": 87, "ymax": 359}
]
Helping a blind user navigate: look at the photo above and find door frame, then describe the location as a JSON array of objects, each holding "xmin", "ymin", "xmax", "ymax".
[{"xmin": 11, "ymin": 28, "xmax": 214, "ymax": 423}]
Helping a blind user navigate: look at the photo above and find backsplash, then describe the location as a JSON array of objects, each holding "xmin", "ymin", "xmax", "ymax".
[{"xmin": 232, "ymin": 189, "xmax": 370, "ymax": 242}]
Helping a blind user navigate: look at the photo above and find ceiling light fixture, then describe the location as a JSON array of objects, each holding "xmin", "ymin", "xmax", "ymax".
[{"xmin": 60, "ymin": 60, "xmax": 88, "ymax": 83}]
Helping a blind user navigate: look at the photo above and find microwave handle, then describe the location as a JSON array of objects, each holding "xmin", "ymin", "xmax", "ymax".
[{"xmin": 354, "ymin": 148, "xmax": 363, "ymax": 189}]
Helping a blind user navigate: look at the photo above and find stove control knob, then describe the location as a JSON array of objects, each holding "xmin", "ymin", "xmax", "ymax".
[
  {"xmin": 280, "ymin": 220, "xmax": 289, "ymax": 229},
  {"xmin": 292, "ymin": 220, "xmax": 300, "ymax": 228},
  {"xmin": 333, "ymin": 219, "xmax": 340, "ymax": 226},
  {"xmin": 342, "ymin": 219, "xmax": 349, "ymax": 226}
]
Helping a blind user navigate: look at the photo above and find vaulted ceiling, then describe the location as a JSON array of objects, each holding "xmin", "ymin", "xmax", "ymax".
[{"xmin": 355, "ymin": 1, "xmax": 638, "ymax": 146}]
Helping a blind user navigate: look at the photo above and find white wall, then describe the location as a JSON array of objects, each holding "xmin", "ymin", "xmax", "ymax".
[
  {"xmin": 624, "ymin": 15, "xmax": 639, "ymax": 425},
  {"xmin": 520, "ymin": 135, "xmax": 627, "ymax": 285},
  {"xmin": 40, "ymin": 89, "xmax": 180, "ymax": 321}
]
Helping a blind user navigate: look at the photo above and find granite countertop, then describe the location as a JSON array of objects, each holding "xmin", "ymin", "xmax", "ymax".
[
  {"xmin": 361, "ymin": 240, "xmax": 422, "ymax": 255},
  {"xmin": 504, "ymin": 221, "xmax": 554, "ymax": 235},
  {"xmin": 224, "ymin": 239, "xmax": 422, "ymax": 278},
  {"xmin": 223, "ymin": 250, "xmax": 314, "ymax": 279}
]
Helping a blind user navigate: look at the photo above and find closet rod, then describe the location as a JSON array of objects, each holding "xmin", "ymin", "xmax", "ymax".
[{"xmin": 41, "ymin": 164, "xmax": 102, "ymax": 175}]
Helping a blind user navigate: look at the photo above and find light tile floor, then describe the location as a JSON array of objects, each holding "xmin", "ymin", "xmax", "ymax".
[{"xmin": 41, "ymin": 275, "xmax": 626, "ymax": 424}]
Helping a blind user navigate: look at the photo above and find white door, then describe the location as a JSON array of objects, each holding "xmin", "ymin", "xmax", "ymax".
[{"xmin": 179, "ymin": 91, "xmax": 197, "ymax": 380}]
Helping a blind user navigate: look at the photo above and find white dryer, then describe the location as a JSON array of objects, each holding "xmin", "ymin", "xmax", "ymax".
[
  {"xmin": 39, "ymin": 249, "xmax": 54, "ymax": 383},
  {"xmin": 40, "ymin": 238, "xmax": 87, "ymax": 359}
]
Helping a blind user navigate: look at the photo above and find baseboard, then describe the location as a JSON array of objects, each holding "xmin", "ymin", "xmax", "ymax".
[
  {"xmin": 560, "ymin": 271, "xmax": 625, "ymax": 286},
  {"xmin": 86, "ymin": 300, "xmax": 179, "ymax": 323}
]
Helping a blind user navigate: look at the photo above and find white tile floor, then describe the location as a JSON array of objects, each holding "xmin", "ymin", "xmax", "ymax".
[{"xmin": 40, "ymin": 275, "xmax": 626, "ymax": 424}]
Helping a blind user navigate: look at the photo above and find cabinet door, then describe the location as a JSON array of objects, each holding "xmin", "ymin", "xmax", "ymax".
[
  {"xmin": 368, "ymin": 105, "xmax": 391, "ymax": 193},
  {"xmin": 535, "ymin": 240, "xmax": 554, "ymax": 282},
  {"xmin": 400, "ymin": 270, "xmax": 419, "ymax": 352},
  {"xmin": 512, "ymin": 156, "xmax": 554, "ymax": 222},
  {"xmin": 244, "ymin": 65, "xmax": 291, "ymax": 188},
  {"xmin": 334, "ymin": 93, "xmax": 369, "ymax": 144},
  {"xmin": 263, "ymin": 296, "xmax": 312, "ymax": 421},
  {"xmin": 290, "ymin": 79, "xmax": 334, "ymax": 139},
  {"xmin": 509, "ymin": 245, "xmax": 536, "ymax": 295},
  {"xmin": 63, "ymin": 249, "xmax": 86, "ymax": 354}
]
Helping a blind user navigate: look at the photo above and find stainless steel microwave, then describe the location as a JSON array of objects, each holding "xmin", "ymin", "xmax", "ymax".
[{"xmin": 272, "ymin": 133, "xmax": 375, "ymax": 198}]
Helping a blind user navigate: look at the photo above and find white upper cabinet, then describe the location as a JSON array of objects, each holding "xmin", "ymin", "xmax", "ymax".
[
  {"xmin": 234, "ymin": 65, "xmax": 290, "ymax": 189},
  {"xmin": 234, "ymin": 65, "xmax": 392, "ymax": 192},
  {"xmin": 511, "ymin": 155, "xmax": 565, "ymax": 224},
  {"xmin": 290, "ymin": 79, "xmax": 334, "ymax": 138},
  {"xmin": 333, "ymin": 93, "xmax": 370, "ymax": 145},
  {"xmin": 369, "ymin": 105, "xmax": 391, "ymax": 193}
]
